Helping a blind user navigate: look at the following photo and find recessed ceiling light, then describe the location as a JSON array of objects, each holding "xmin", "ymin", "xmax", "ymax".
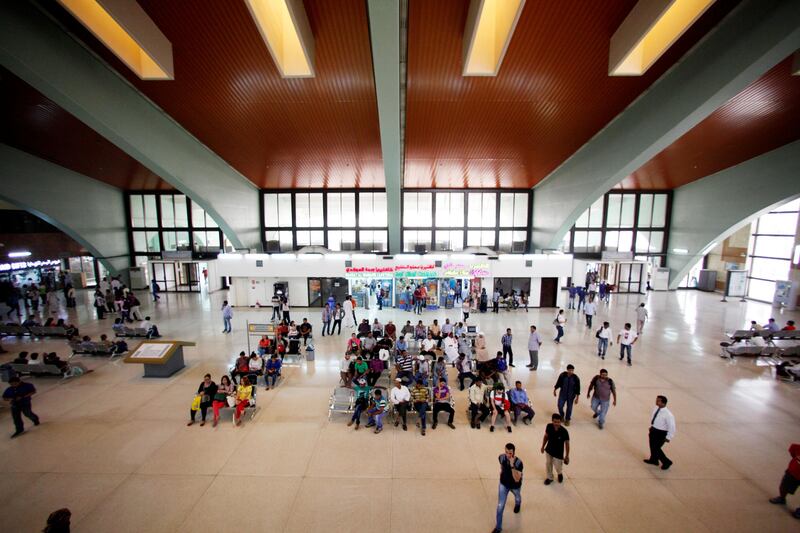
[
  {"xmin": 609, "ymin": 0, "xmax": 716, "ymax": 76},
  {"xmin": 463, "ymin": 0, "xmax": 526, "ymax": 76},
  {"xmin": 245, "ymin": 0, "xmax": 315, "ymax": 78},
  {"xmin": 56, "ymin": 0, "xmax": 173, "ymax": 80}
]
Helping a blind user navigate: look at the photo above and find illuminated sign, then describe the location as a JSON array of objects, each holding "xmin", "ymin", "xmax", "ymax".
[
  {"xmin": 441, "ymin": 262, "xmax": 491, "ymax": 278},
  {"xmin": 394, "ymin": 264, "xmax": 437, "ymax": 278},
  {"xmin": 0, "ymin": 259, "xmax": 61, "ymax": 272},
  {"xmin": 345, "ymin": 266, "xmax": 394, "ymax": 278}
]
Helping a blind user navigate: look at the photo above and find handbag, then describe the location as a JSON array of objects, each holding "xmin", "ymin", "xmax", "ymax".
[
  {"xmin": 226, "ymin": 396, "xmax": 236, "ymax": 407},
  {"xmin": 190, "ymin": 395, "xmax": 201, "ymax": 411}
]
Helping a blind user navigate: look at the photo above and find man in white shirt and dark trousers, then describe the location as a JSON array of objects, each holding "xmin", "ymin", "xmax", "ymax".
[
  {"xmin": 617, "ymin": 323, "xmax": 638, "ymax": 366},
  {"xmin": 390, "ymin": 378, "xmax": 411, "ymax": 431},
  {"xmin": 596, "ymin": 321, "xmax": 611, "ymax": 359},
  {"xmin": 644, "ymin": 395, "xmax": 676, "ymax": 470},
  {"xmin": 583, "ymin": 298, "xmax": 596, "ymax": 328}
]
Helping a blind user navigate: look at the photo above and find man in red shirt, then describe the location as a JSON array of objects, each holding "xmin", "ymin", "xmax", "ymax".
[{"xmin": 769, "ymin": 443, "xmax": 800, "ymax": 519}]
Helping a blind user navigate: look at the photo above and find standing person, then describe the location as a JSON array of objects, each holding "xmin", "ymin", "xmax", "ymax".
[
  {"xmin": 567, "ymin": 284, "xmax": 577, "ymax": 310},
  {"xmin": 553, "ymin": 364, "xmax": 580, "ymax": 426},
  {"xmin": 576, "ymin": 286, "xmax": 586, "ymax": 312},
  {"xmin": 587, "ymin": 369, "xmax": 616, "ymax": 429},
  {"xmin": 462, "ymin": 297, "xmax": 471, "ymax": 322},
  {"xmin": 644, "ymin": 395, "xmax": 675, "ymax": 470},
  {"xmin": 541, "ymin": 414, "xmax": 570, "ymax": 485},
  {"xmin": 492, "ymin": 288, "xmax": 500, "ymax": 313},
  {"xmin": 93, "ymin": 289, "xmax": 106, "ymax": 320},
  {"xmin": 376, "ymin": 287, "xmax": 383, "ymax": 311},
  {"xmin": 520, "ymin": 291, "xmax": 528, "ymax": 313},
  {"xmin": 281, "ymin": 297, "xmax": 291, "ymax": 323},
  {"xmin": 492, "ymin": 443, "xmax": 524, "ymax": 533},
  {"xmin": 390, "ymin": 378, "xmax": 410, "ymax": 431},
  {"xmin": 617, "ymin": 323, "xmax": 638, "ymax": 366},
  {"xmin": 271, "ymin": 293, "xmax": 281, "ymax": 321},
  {"xmin": 636, "ymin": 303, "xmax": 649, "ymax": 334},
  {"xmin": 583, "ymin": 297, "xmax": 596, "ymax": 328},
  {"xmin": 596, "ymin": 321, "xmax": 612, "ymax": 359},
  {"xmin": 480, "ymin": 288, "xmax": 488, "ymax": 313},
  {"xmin": 343, "ymin": 295, "xmax": 355, "ymax": 329},
  {"xmin": 768, "ymin": 443, "xmax": 800, "ymax": 519},
  {"xmin": 151, "ymin": 278, "xmax": 160, "ymax": 302},
  {"xmin": 527, "ymin": 325, "xmax": 542, "ymax": 371},
  {"xmin": 553, "ymin": 309, "xmax": 566, "ymax": 344},
  {"xmin": 321, "ymin": 304, "xmax": 332, "ymax": 336},
  {"xmin": 501, "ymin": 328, "xmax": 515, "ymax": 367},
  {"xmin": 2, "ymin": 376, "xmax": 40, "ymax": 438},
  {"xmin": 221, "ymin": 300, "xmax": 233, "ymax": 333},
  {"xmin": 332, "ymin": 303, "xmax": 344, "ymax": 335}
]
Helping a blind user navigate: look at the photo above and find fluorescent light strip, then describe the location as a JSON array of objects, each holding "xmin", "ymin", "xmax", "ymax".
[
  {"xmin": 609, "ymin": 0, "xmax": 715, "ymax": 76},
  {"xmin": 463, "ymin": 0, "xmax": 525, "ymax": 76},
  {"xmin": 245, "ymin": 0, "xmax": 315, "ymax": 78},
  {"xmin": 8, "ymin": 251, "xmax": 32, "ymax": 258},
  {"xmin": 57, "ymin": 0, "xmax": 173, "ymax": 80}
]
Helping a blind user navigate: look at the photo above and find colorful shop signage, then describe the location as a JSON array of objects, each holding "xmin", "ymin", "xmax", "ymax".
[
  {"xmin": 441, "ymin": 262, "xmax": 490, "ymax": 278},
  {"xmin": 394, "ymin": 264, "xmax": 437, "ymax": 278},
  {"xmin": 344, "ymin": 266, "xmax": 394, "ymax": 278},
  {"xmin": 0, "ymin": 259, "xmax": 61, "ymax": 272}
]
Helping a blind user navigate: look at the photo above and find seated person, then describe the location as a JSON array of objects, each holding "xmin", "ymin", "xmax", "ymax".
[
  {"xmin": 429, "ymin": 320, "xmax": 442, "ymax": 347},
  {"xmin": 265, "ymin": 354, "xmax": 282, "ymax": 390},
  {"xmin": 276, "ymin": 320, "xmax": 289, "ymax": 340},
  {"xmin": 287, "ymin": 321, "xmax": 299, "ymax": 339},
  {"xmin": 257, "ymin": 335, "xmax": 272, "ymax": 356},
  {"xmin": 113, "ymin": 338, "xmax": 129, "ymax": 354},
  {"xmin": 395, "ymin": 351, "xmax": 415, "ymax": 385},
  {"xmin": 375, "ymin": 335, "xmax": 393, "ymax": 352},
  {"xmin": 456, "ymin": 353, "xmax": 477, "ymax": 391},
  {"xmin": 21, "ymin": 317, "xmax": 40, "ymax": 328},
  {"xmin": 420, "ymin": 333, "xmax": 437, "ymax": 356},
  {"xmin": 56, "ymin": 318, "xmax": 78, "ymax": 337},
  {"xmin": 43, "ymin": 352, "xmax": 68, "ymax": 371},
  {"xmin": 361, "ymin": 332, "xmax": 377, "ymax": 355},
  {"xmin": 508, "ymin": 381, "xmax": 535, "ymax": 425},
  {"xmin": 140, "ymin": 316, "xmax": 160, "ymax": 338},
  {"xmin": 43, "ymin": 318, "xmax": 55, "ymax": 327},
  {"xmin": 298, "ymin": 318, "xmax": 312, "ymax": 345},
  {"xmin": 28, "ymin": 352, "xmax": 44, "ymax": 366},
  {"xmin": 441, "ymin": 319, "xmax": 453, "ymax": 338},
  {"xmin": 443, "ymin": 332, "xmax": 459, "ymax": 363},
  {"xmin": 79, "ymin": 336, "xmax": 95, "ymax": 353},
  {"xmin": 233, "ymin": 376, "xmax": 254, "ymax": 426},
  {"xmin": 414, "ymin": 355, "xmax": 430, "ymax": 386},
  {"xmin": 782, "ymin": 320, "xmax": 796, "ymax": 331},
  {"xmin": 468, "ymin": 377, "xmax": 491, "ymax": 429},
  {"xmin": 12, "ymin": 351, "xmax": 29, "ymax": 365},
  {"xmin": 495, "ymin": 352, "xmax": 510, "ymax": 388},
  {"xmin": 275, "ymin": 342, "xmax": 286, "ymax": 360},
  {"xmin": 339, "ymin": 352, "xmax": 354, "ymax": 387},
  {"xmin": 112, "ymin": 318, "xmax": 126, "ymax": 336},
  {"xmin": 357, "ymin": 319, "xmax": 371, "ymax": 338},
  {"xmin": 231, "ymin": 351, "xmax": 250, "ymax": 384},
  {"xmin": 395, "ymin": 335, "xmax": 408, "ymax": 354},
  {"xmin": 346, "ymin": 333, "xmax": 361, "ymax": 353},
  {"xmin": 431, "ymin": 378, "xmax": 455, "ymax": 430},
  {"xmin": 371, "ymin": 319, "xmax": 383, "ymax": 338},
  {"xmin": 400, "ymin": 321, "xmax": 414, "ymax": 338},
  {"xmin": 287, "ymin": 332, "xmax": 301, "ymax": 355},
  {"xmin": 367, "ymin": 354, "xmax": 384, "ymax": 386},
  {"xmin": 458, "ymin": 334, "xmax": 472, "ymax": 358},
  {"xmin": 414, "ymin": 321, "xmax": 427, "ymax": 341},
  {"xmin": 384, "ymin": 321, "xmax": 396, "ymax": 340},
  {"xmin": 247, "ymin": 353, "xmax": 263, "ymax": 384},
  {"xmin": 353, "ymin": 356, "xmax": 369, "ymax": 379},
  {"xmin": 433, "ymin": 356, "xmax": 448, "ymax": 384},
  {"xmin": 454, "ymin": 322, "xmax": 465, "ymax": 337},
  {"xmin": 489, "ymin": 382, "xmax": 513, "ymax": 433}
]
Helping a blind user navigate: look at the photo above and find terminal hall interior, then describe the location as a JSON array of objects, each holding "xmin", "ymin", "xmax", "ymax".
[{"xmin": 1, "ymin": 1, "xmax": 799, "ymax": 532}]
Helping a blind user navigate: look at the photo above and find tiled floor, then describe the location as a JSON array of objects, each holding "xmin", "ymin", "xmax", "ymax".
[{"xmin": 1, "ymin": 288, "xmax": 799, "ymax": 532}]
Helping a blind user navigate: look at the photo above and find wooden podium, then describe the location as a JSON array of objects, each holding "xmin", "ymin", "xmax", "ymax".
[{"xmin": 123, "ymin": 340, "xmax": 195, "ymax": 377}]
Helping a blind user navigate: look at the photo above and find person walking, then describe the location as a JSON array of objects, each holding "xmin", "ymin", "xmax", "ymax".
[
  {"xmin": 492, "ymin": 443, "xmax": 523, "ymax": 533},
  {"xmin": 501, "ymin": 328, "xmax": 515, "ymax": 367},
  {"xmin": 587, "ymin": 369, "xmax": 616, "ymax": 429},
  {"xmin": 553, "ymin": 310, "xmax": 566, "ymax": 344},
  {"xmin": 644, "ymin": 395, "xmax": 676, "ymax": 470},
  {"xmin": 281, "ymin": 297, "xmax": 291, "ymax": 323},
  {"xmin": 270, "ymin": 293, "xmax": 281, "ymax": 321},
  {"xmin": 768, "ymin": 443, "xmax": 800, "ymax": 519},
  {"xmin": 221, "ymin": 300, "xmax": 233, "ymax": 333},
  {"xmin": 492, "ymin": 289, "xmax": 500, "ymax": 313},
  {"xmin": 567, "ymin": 284, "xmax": 577, "ymax": 309},
  {"xmin": 321, "ymin": 303, "xmax": 332, "ymax": 336},
  {"xmin": 332, "ymin": 303, "xmax": 344, "ymax": 335},
  {"xmin": 151, "ymin": 278, "xmax": 160, "ymax": 302},
  {"xmin": 596, "ymin": 321, "xmax": 612, "ymax": 359},
  {"xmin": 527, "ymin": 325, "xmax": 543, "ymax": 371},
  {"xmin": 2, "ymin": 376, "xmax": 40, "ymax": 438},
  {"xmin": 617, "ymin": 323, "xmax": 638, "ymax": 366},
  {"xmin": 541, "ymin": 414, "xmax": 570, "ymax": 485},
  {"xmin": 636, "ymin": 303, "xmax": 649, "ymax": 334},
  {"xmin": 553, "ymin": 364, "xmax": 580, "ymax": 426},
  {"xmin": 583, "ymin": 297, "xmax": 596, "ymax": 328}
]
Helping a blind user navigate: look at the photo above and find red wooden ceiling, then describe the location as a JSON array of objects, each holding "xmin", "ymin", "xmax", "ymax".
[
  {"xmin": 617, "ymin": 57, "xmax": 800, "ymax": 189},
  {"xmin": 43, "ymin": 0, "xmax": 384, "ymax": 189},
  {"xmin": 404, "ymin": 0, "xmax": 740, "ymax": 188},
  {"xmin": 1, "ymin": 67, "xmax": 170, "ymax": 190}
]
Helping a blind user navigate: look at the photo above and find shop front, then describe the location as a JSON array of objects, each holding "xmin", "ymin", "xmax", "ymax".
[
  {"xmin": 439, "ymin": 262, "xmax": 490, "ymax": 308},
  {"xmin": 395, "ymin": 264, "xmax": 438, "ymax": 310},
  {"xmin": 0, "ymin": 259, "xmax": 62, "ymax": 287},
  {"xmin": 307, "ymin": 277, "xmax": 349, "ymax": 307},
  {"xmin": 345, "ymin": 266, "xmax": 394, "ymax": 309}
]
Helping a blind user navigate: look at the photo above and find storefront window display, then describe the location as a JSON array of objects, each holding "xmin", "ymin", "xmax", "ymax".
[
  {"xmin": 0, "ymin": 259, "xmax": 62, "ymax": 287},
  {"xmin": 395, "ymin": 265, "xmax": 438, "ymax": 310},
  {"xmin": 345, "ymin": 266, "xmax": 394, "ymax": 309},
  {"xmin": 438, "ymin": 262, "xmax": 490, "ymax": 308}
]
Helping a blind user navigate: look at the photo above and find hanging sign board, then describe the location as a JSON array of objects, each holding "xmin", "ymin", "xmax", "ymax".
[
  {"xmin": 345, "ymin": 266, "xmax": 394, "ymax": 279},
  {"xmin": 394, "ymin": 264, "xmax": 437, "ymax": 278},
  {"xmin": 441, "ymin": 262, "xmax": 491, "ymax": 278}
]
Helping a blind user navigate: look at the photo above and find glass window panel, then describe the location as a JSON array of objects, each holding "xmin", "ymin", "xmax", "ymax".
[
  {"xmin": 360, "ymin": 192, "xmax": 387, "ymax": 227},
  {"xmin": 329, "ymin": 229, "xmax": 357, "ymax": 251},
  {"xmin": 435, "ymin": 230, "xmax": 464, "ymax": 251},
  {"xmin": 160, "ymin": 196, "xmax": 175, "ymax": 228},
  {"xmin": 143, "ymin": 195, "xmax": 158, "ymax": 227},
  {"xmin": 649, "ymin": 231, "xmax": 664, "ymax": 254},
  {"xmin": 130, "ymin": 195, "xmax": 144, "ymax": 227},
  {"xmin": 277, "ymin": 194, "xmax": 292, "ymax": 227},
  {"xmin": 174, "ymin": 195, "xmax": 188, "ymax": 227},
  {"xmin": 498, "ymin": 231, "xmax": 513, "ymax": 253},
  {"xmin": 309, "ymin": 194, "xmax": 324, "ymax": 227},
  {"xmin": 747, "ymin": 278, "xmax": 775, "ymax": 302},
  {"xmin": 402, "ymin": 193, "xmax": 416, "ymax": 225},
  {"xmin": 638, "ymin": 194, "xmax": 653, "ymax": 227},
  {"xmin": 617, "ymin": 231, "xmax": 633, "ymax": 252},
  {"xmin": 499, "ymin": 194, "xmax": 514, "ymax": 227},
  {"xmin": 651, "ymin": 194, "xmax": 667, "ymax": 227},
  {"xmin": 264, "ymin": 194, "xmax": 278, "ymax": 227},
  {"xmin": 750, "ymin": 257, "xmax": 790, "ymax": 281},
  {"xmin": 514, "ymin": 193, "xmax": 528, "ymax": 227},
  {"xmin": 360, "ymin": 230, "xmax": 387, "ymax": 253},
  {"xmin": 588, "ymin": 198, "xmax": 604, "ymax": 228},
  {"xmin": 295, "ymin": 194, "xmax": 310, "ymax": 227},
  {"xmin": 774, "ymin": 198, "xmax": 800, "ymax": 212},
  {"xmin": 757, "ymin": 212, "xmax": 799, "ymax": 235},
  {"xmin": 587, "ymin": 231, "xmax": 601, "ymax": 251},
  {"xmin": 403, "ymin": 230, "xmax": 431, "ymax": 252},
  {"xmin": 573, "ymin": 231, "xmax": 588, "ymax": 251},
  {"xmin": 293, "ymin": 230, "xmax": 308, "ymax": 247},
  {"xmin": 575, "ymin": 208, "xmax": 590, "ymax": 228},
  {"xmin": 193, "ymin": 231, "xmax": 207, "ymax": 250},
  {"xmin": 604, "ymin": 231, "xmax": 619, "ymax": 251},
  {"xmin": 620, "ymin": 195, "xmax": 635, "ymax": 228},
  {"xmin": 341, "ymin": 193, "xmax": 356, "ymax": 227},
  {"xmin": 606, "ymin": 195, "xmax": 621, "ymax": 228},
  {"xmin": 635, "ymin": 231, "xmax": 650, "ymax": 253},
  {"xmin": 403, "ymin": 192, "xmax": 431, "ymax": 227},
  {"xmin": 163, "ymin": 231, "xmax": 176, "ymax": 251},
  {"xmin": 753, "ymin": 235, "xmax": 794, "ymax": 259},
  {"xmin": 481, "ymin": 193, "xmax": 496, "ymax": 227},
  {"xmin": 327, "ymin": 230, "xmax": 341, "ymax": 251},
  {"xmin": 436, "ymin": 193, "xmax": 464, "ymax": 227},
  {"xmin": 559, "ymin": 231, "xmax": 572, "ymax": 252},
  {"xmin": 327, "ymin": 194, "xmax": 341, "ymax": 227},
  {"xmin": 133, "ymin": 231, "xmax": 147, "ymax": 252},
  {"xmin": 178, "ymin": 231, "xmax": 190, "ymax": 250},
  {"xmin": 467, "ymin": 193, "xmax": 482, "ymax": 227}
]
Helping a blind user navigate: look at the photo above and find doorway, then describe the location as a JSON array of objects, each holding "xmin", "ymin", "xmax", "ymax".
[
  {"xmin": 307, "ymin": 277, "xmax": 349, "ymax": 307},
  {"xmin": 540, "ymin": 278, "xmax": 558, "ymax": 308}
]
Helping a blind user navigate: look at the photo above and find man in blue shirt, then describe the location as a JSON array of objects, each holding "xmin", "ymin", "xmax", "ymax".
[
  {"xmin": 553, "ymin": 364, "xmax": 580, "ymax": 426},
  {"xmin": 576, "ymin": 287, "xmax": 586, "ymax": 311},
  {"xmin": 567, "ymin": 284, "xmax": 577, "ymax": 309},
  {"xmin": 2, "ymin": 376, "xmax": 40, "ymax": 438},
  {"xmin": 265, "ymin": 354, "xmax": 282, "ymax": 390},
  {"xmin": 509, "ymin": 381, "xmax": 535, "ymax": 425}
]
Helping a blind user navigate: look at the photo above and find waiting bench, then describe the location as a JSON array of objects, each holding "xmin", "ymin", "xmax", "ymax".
[
  {"xmin": 115, "ymin": 327, "xmax": 158, "ymax": 338},
  {"xmin": 1, "ymin": 363, "xmax": 67, "ymax": 381},
  {"xmin": 68, "ymin": 340, "xmax": 124, "ymax": 358}
]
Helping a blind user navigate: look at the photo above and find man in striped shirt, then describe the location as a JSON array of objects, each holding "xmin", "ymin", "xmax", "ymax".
[{"xmin": 411, "ymin": 381, "xmax": 430, "ymax": 436}]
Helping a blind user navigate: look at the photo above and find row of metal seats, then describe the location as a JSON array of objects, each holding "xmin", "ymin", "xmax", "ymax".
[{"xmin": 0, "ymin": 324, "xmax": 70, "ymax": 337}]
